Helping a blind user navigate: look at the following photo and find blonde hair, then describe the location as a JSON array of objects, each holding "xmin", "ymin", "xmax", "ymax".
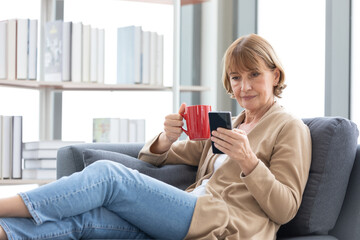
[{"xmin": 222, "ymin": 34, "xmax": 286, "ymax": 98}]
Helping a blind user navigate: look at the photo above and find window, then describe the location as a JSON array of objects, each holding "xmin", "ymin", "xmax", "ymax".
[
  {"xmin": 258, "ymin": 0, "xmax": 326, "ymax": 118},
  {"xmin": 351, "ymin": 0, "xmax": 360, "ymax": 137}
]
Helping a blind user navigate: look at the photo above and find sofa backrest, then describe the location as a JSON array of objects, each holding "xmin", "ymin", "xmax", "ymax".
[
  {"xmin": 277, "ymin": 117, "xmax": 359, "ymax": 237},
  {"xmin": 329, "ymin": 145, "xmax": 360, "ymax": 239}
]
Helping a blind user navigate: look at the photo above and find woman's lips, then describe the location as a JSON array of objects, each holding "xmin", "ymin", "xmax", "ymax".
[{"xmin": 241, "ymin": 95, "xmax": 256, "ymax": 100}]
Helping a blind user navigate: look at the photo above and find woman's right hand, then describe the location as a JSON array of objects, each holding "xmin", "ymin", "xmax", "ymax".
[
  {"xmin": 162, "ymin": 103, "xmax": 186, "ymax": 144},
  {"xmin": 150, "ymin": 103, "xmax": 186, "ymax": 154}
]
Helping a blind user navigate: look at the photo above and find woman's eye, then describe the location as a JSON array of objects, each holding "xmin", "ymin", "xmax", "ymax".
[
  {"xmin": 251, "ymin": 72, "xmax": 260, "ymax": 78},
  {"xmin": 231, "ymin": 76, "xmax": 240, "ymax": 81}
]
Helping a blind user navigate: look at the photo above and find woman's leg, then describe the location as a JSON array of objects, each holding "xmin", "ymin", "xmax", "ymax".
[
  {"xmin": 0, "ymin": 195, "xmax": 30, "ymax": 218},
  {"xmin": 8, "ymin": 160, "xmax": 197, "ymax": 239},
  {"xmin": 0, "ymin": 207, "xmax": 151, "ymax": 240}
]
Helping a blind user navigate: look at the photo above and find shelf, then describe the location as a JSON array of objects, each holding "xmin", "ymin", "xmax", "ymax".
[
  {"xmin": 124, "ymin": 0, "xmax": 209, "ymax": 6},
  {"xmin": 0, "ymin": 80, "xmax": 209, "ymax": 92},
  {"xmin": 0, "ymin": 179, "xmax": 54, "ymax": 185}
]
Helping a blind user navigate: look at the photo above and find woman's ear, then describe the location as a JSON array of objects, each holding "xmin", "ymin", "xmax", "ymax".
[{"xmin": 273, "ymin": 68, "xmax": 280, "ymax": 86}]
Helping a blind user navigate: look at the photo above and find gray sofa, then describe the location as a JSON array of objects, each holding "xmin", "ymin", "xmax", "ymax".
[{"xmin": 57, "ymin": 117, "xmax": 359, "ymax": 240}]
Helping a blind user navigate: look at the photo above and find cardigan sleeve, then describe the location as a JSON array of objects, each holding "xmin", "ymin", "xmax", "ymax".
[
  {"xmin": 241, "ymin": 118, "xmax": 312, "ymax": 224},
  {"xmin": 138, "ymin": 133, "xmax": 206, "ymax": 167}
]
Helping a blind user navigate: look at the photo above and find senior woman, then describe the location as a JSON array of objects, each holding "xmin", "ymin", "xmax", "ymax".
[{"xmin": 0, "ymin": 34, "xmax": 311, "ymax": 240}]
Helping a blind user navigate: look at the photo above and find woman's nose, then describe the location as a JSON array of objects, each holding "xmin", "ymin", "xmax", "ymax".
[{"xmin": 241, "ymin": 79, "xmax": 252, "ymax": 91}]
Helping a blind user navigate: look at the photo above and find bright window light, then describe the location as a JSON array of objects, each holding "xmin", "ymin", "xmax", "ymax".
[{"xmin": 258, "ymin": 0, "xmax": 326, "ymax": 118}]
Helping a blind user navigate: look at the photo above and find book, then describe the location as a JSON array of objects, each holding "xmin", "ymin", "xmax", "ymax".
[
  {"xmin": 156, "ymin": 34, "xmax": 164, "ymax": 86},
  {"xmin": 71, "ymin": 22, "xmax": 82, "ymax": 82},
  {"xmin": 2, "ymin": 116, "xmax": 13, "ymax": 179},
  {"xmin": 12, "ymin": 116, "xmax": 22, "ymax": 179},
  {"xmin": 97, "ymin": 29, "xmax": 105, "ymax": 84},
  {"xmin": 7, "ymin": 19, "xmax": 16, "ymax": 80},
  {"xmin": 141, "ymin": 31, "xmax": 151, "ymax": 84},
  {"xmin": 22, "ymin": 169, "xmax": 56, "ymax": 180},
  {"xmin": 0, "ymin": 21, "xmax": 6, "ymax": 79},
  {"xmin": 16, "ymin": 19, "xmax": 29, "ymax": 80},
  {"xmin": 0, "ymin": 116, "xmax": 2, "ymax": 179},
  {"xmin": 82, "ymin": 24, "xmax": 91, "ymax": 82},
  {"xmin": 117, "ymin": 26, "xmax": 142, "ymax": 84},
  {"xmin": 119, "ymin": 118, "xmax": 129, "ymax": 142},
  {"xmin": 44, "ymin": 20, "xmax": 63, "ymax": 82},
  {"xmin": 90, "ymin": 28, "xmax": 98, "ymax": 83},
  {"xmin": 149, "ymin": 32, "xmax": 158, "ymax": 85},
  {"xmin": 135, "ymin": 119, "xmax": 145, "ymax": 142},
  {"xmin": 93, "ymin": 118, "xmax": 121, "ymax": 143},
  {"xmin": 23, "ymin": 140, "xmax": 84, "ymax": 150},
  {"xmin": 62, "ymin": 21, "xmax": 72, "ymax": 81},
  {"xmin": 24, "ymin": 159, "xmax": 56, "ymax": 169},
  {"xmin": 128, "ymin": 119, "xmax": 137, "ymax": 143},
  {"xmin": 22, "ymin": 149, "xmax": 58, "ymax": 159},
  {"xmin": 28, "ymin": 19, "xmax": 38, "ymax": 80}
]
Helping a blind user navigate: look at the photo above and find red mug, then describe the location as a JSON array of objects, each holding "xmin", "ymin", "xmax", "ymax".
[{"xmin": 181, "ymin": 105, "xmax": 212, "ymax": 140}]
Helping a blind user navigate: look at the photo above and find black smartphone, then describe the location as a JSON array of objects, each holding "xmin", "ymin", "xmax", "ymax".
[{"xmin": 208, "ymin": 111, "xmax": 233, "ymax": 154}]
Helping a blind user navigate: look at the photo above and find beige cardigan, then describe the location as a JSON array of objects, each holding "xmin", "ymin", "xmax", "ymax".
[{"xmin": 138, "ymin": 103, "xmax": 312, "ymax": 240}]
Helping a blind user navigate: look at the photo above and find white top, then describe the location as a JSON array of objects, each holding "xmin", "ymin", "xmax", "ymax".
[{"xmin": 190, "ymin": 154, "xmax": 228, "ymax": 196}]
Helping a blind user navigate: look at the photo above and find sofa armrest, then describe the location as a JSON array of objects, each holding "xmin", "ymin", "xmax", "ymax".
[{"xmin": 56, "ymin": 142, "xmax": 144, "ymax": 179}]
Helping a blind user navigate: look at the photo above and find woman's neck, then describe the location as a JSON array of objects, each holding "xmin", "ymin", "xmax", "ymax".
[{"xmin": 243, "ymin": 100, "xmax": 275, "ymax": 125}]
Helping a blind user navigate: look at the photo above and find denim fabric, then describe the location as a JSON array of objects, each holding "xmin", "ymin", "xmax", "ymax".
[{"xmin": 0, "ymin": 160, "xmax": 197, "ymax": 240}]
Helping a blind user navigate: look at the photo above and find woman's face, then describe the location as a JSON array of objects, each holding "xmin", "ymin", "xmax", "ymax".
[{"xmin": 229, "ymin": 60, "xmax": 279, "ymax": 113}]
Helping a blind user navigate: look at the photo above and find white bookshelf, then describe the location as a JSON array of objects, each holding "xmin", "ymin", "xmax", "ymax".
[
  {"xmin": 0, "ymin": 0, "xmax": 210, "ymax": 185},
  {"xmin": 0, "ymin": 179, "xmax": 53, "ymax": 185}
]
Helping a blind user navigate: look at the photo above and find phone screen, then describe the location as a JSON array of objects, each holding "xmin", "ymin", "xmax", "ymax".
[{"xmin": 208, "ymin": 111, "xmax": 232, "ymax": 154}]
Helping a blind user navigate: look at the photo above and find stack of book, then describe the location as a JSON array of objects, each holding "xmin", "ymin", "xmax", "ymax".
[
  {"xmin": 22, "ymin": 140, "xmax": 84, "ymax": 180},
  {"xmin": 0, "ymin": 19, "xmax": 38, "ymax": 80},
  {"xmin": 93, "ymin": 118, "xmax": 145, "ymax": 143},
  {"xmin": 117, "ymin": 25, "xmax": 163, "ymax": 86},
  {"xmin": 44, "ymin": 20, "xmax": 105, "ymax": 83},
  {"xmin": 0, "ymin": 116, "xmax": 22, "ymax": 179}
]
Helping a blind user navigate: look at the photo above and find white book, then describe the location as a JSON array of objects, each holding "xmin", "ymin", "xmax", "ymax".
[
  {"xmin": 2, "ymin": 116, "xmax": 13, "ymax": 179},
  {"xmin": 149, "ymin": 32, "xmax": 158, "ymax": 85},
  {"xmin": 12, "ymin": 116, "xmax": 22, "ymax": 179},
  {"xmin": 108, "ymin": 118, "xmax": 120, "ymax": 142},
  {"xmin": 23, "ymin": 149, "xmax": 58, "ymax": 159},
  {"xmin": 0, "ymin": 116, "xmax": 2, "ymax": 179},
  {"xmin": 128, "ymin": 119, "xmax": 137, "ymax": 143},
  {"xmin": 135, "ymin": 119, "xmax": 145, "ymax": 142},
  {"xmin": 24, "ymin": 140, "xmax": 83, "ymax": 150},
  {"xmin": 119, "ymin": 118, "xmax": 129, "ymax": 142},
  {"xmin": 7, "ymin": 19, "xmax": 17, "ymax": 80},
  {"xmin": 22, "ymin": 169, "xmax": 56, "ymax": 180},
  {"xmin": 117, "ymin": 26, "xmax": 142, "ymax": 84},
  {"xmin": 0, "ymin": 21, "xmax": 7, "ymax": 79},
  {"xmin": 44, "ymin": 21, "xmax": 63, "ymax": 82},
  {"xmin": 156, "ymin": 34, "xmax": 164, "ymax": 86},
  {"xmin": 97, "ymin": 29, "xmax": 105, "ymax": 84},
  {"xmin": 90, "ymin": 28, "xmax": 98, "ymax": 83},
  {"xmin": 24, "ymin": 159, "xmax": 56, "ymax": 169},
  {"xmin": 28, "ymin": 19, "xmax": 38, "ymax": 80},
  {"xmin": 62, "ymin": 21, "xmax": 71, "ymax": 81},
  {"xmin": 71, "ymin": 22, "xmax": 82, "ymax": 82},
  {"xmin": 141, "ymin": 31, "xmax": 151, "ymax": 84},
  {"xmin": 17, "ymin": 19, "xmax": 29, "ymax": 80},
  {"xmin": 82, "ymin": 24, "xmax": 91, "ymax": 82}
]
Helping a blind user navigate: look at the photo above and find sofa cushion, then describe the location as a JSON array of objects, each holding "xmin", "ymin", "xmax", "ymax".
[
  {"xmin": 83, "ymin": 149, "xmax": 197, "ymax": 190},
  {"xmin": 278, "ymin": 117, "xmax": 359, "ymax": 237}
]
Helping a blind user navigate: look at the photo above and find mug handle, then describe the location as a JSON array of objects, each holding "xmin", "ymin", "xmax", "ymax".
[{"xmin": 180, "ymin": 113, "xmax": 189, "ymax": 136}]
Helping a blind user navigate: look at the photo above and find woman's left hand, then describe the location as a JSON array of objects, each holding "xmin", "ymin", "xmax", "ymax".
[{"xmin": 211, "ymin": 128, "xmax": 259, "ymax": 175}]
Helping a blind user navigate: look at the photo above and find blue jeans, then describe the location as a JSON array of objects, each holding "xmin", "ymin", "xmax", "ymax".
[{"xmin": 0, "ymin": 160, "xmax": 198, "ymax": 240}]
